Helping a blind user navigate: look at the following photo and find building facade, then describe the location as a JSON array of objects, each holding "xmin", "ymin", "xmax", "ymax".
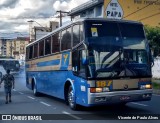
[
  {"xmin": 6, "ymin": 37, "xmax": 29, "ymax": 60},
  {"xmin": 0, "ymin": 39, "xmax": 7, "ymax": 56},
  {"xmin": 68, "ymin": 0, "xmax": 160, "ymax": 27}
]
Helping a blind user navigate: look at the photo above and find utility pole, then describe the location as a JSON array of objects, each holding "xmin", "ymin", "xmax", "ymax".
[
  {"xmin": 56, "ymin": 10, "xmax": 69, "ymax": 27},
  {"xmin": 27, "ymin": 20, "xmax": 34, "ymax": 42}
]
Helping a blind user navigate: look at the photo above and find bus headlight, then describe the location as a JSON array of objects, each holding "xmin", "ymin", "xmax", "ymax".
[
  {"xmin": 140, "ymin": 84, "xmax": 152, "ymax": 89},
  {"xmin": 90, "ymin": 88, "xmax": 102, "ymax": 93},
  {"xmin": 90, "ymin": 87, "xmax": 110, "ymax": 93},
  {"xmin": 96, "ymin": 88, "xmax": 103, "ymax": 93},
  {"xmin": 103, "ymin": 87, "xmax": 110, "ymax": 92},
  {"xmin": 145, "ymin": 84, "xmax": 152, "ymax": 89}
]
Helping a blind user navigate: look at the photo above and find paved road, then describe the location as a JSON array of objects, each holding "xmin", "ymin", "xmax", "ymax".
[{"xmin": 0, "ymin": 71, "xmax": 160, "ymax": 123}]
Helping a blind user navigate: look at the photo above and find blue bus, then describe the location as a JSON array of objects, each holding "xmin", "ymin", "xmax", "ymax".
[
  {"xmin": 26, "ymin": 18, "xmax": 153, "ymax": 110},
  {"xmin": 0, "ymin": 58, "xmax": 20, "ymax": 73}
]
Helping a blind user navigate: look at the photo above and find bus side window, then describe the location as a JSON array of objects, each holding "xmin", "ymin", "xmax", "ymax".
[
  {"xmin": 72, "ymin": 49, "xmax": 79, "ymax": 73},
  {"xmin": 72, "ymin": 45, "xmax": 86, "ymax": 78},
  {"xmin": 73, "ymin": 25, "xmax": 80, "ymax": 47},
  {"xmin": 39, "ymin": 40, "xmax": 44, "ymax": 57},
  {"xmin": 52, "ymin": 32, "xmax": 60, "ymax": 53},
  {"xmin": 26, "ymin": 47, "xmax": 29, "ymax": 60},
  {"xmin": 61, "ymin": 27, "xmax": 71, "ymax": 51},
  {"xmin": 79, "ymin": 50, "xmax": 86, "ymax": 78},
  {"xmin": 33, "ymin": 43, "xmax": 38, "ymax": 58},
  {"xmin": 29, "ymin": 46, "xmax": 33, "ymax": 59},
  {"xmin": 45, "ymin": 37, "xmax": 51, "ymax": 55}
]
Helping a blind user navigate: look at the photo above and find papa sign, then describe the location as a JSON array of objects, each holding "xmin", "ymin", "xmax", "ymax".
[{"xmin": 105, "ymin": 0, "xmax": 123, "ymax": 19}]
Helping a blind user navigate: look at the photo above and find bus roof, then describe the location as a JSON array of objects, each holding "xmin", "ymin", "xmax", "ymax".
[
  {"xmin": 27, "ymin": 18, "xmax": 143, "ymax": 47},
  {"xmin": 0, "ymin": 58, "xmax": 19, "ymax": 61}
]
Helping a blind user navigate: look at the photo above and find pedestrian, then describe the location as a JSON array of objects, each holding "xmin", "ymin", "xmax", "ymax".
[{"xmin": 0, "ymin": 69, "xmax": 15, "ymax": 104}]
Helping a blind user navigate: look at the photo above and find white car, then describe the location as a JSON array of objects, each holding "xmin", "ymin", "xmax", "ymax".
[{"xmin": 0, "ymin": 65, "xmax": 6, "ymax": 76}]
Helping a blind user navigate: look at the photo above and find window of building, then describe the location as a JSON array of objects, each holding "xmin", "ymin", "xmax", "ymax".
[
  {"xmin": 96, "ymin": 5, "xmax": 102, "ymax": 17},
  {"xmin": 80, "ymin": 12, "xmax": 86, "ymax": 17},
  {"xmin": 39, "ymin": 40, "xmax": 44, "ymax": 57},
  {"xmin": 61, "ymin": 27, "xmax": 71, "ymax": 51},
  {"xmin": 52, "ymin": 32, "xmax": 60, "ymax": 53},
  {"xmin": 33, "ymin": 43, "xmax": 38, "ymax": 58},
  {"xmin": 4, "ymin": 51, "xmax": 6, "ymax": 55},
  {"xmin": 45, "ymin": 36, "xmax": 51, "ymax": 55},
  {"xmin": 29, "ymin": 45, "xmax": 33, "ymax": 59},
  {"xmin": 73, "ymin": 25, "xmax": 80, "ymax": 47},
  {"xmin": 88, "ymin": 9, "xmax": 94, "ymax": 17}
]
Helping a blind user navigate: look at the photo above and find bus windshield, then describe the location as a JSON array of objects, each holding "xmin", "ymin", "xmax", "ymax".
[{"xmin": 85, "ymin": 21, "xmax": 151, "ymax": 79}]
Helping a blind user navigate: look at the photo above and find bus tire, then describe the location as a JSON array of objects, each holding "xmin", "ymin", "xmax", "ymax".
[
  {"xmin": 67, "ymin": 85, "xmax": 77, "ymax": 110},
  {"xmin": 33, "ymin": 82, "xmax": 39, "ymax": 96},
  {"xmin": 117, "ymin": 102, "xmax": 127, "ymax": 107}
]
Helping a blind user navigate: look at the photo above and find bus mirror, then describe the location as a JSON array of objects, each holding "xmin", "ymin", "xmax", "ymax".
[
  {"xmin": 0, "ymin": 72, "xmax": 2, "ymax": 79},
  {"xmin": 149, "ymin": 47, "xmax": 154, "ymax": 67},
  {"xmin": 82, "ymin": 50, "xmax": 88, "ymax": 65},
  {"xmin": 149, "ymin": 53, "xmax": 154, "ymax": 67}
]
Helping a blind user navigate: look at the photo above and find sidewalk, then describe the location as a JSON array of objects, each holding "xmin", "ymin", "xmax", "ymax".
[{"xmin": 152, "ymin": 79, "xmax": 160, "ymax": 95}]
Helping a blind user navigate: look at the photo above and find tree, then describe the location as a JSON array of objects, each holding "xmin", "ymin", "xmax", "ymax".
[{"xmin": 144, "ymin": 26, "xmax": 160, "ymax": 57}]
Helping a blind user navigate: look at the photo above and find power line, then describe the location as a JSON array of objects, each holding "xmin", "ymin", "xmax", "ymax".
[
  {"xmin": 123, "ymin": 0, "xmax": 158, "ymax": 19},
  {"xmin": 56, "ymin": 10, "xmax": 70, "ymax": 27},
  {"xmin": 138, "ymin": 12, "xmax": 160, "ymax": 21},
  {"xmin": 0, "ymin": 16, "xmax": 54, "ymax": 19}
]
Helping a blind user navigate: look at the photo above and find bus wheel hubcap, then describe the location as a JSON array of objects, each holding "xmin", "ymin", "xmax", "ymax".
[
  {"xmin": 68, "ymin": 90, "xmax": 74, "ymax": 107},
  {"xmin": 34, "ymin": 86, "xmax": 36, "ymax": 94}
]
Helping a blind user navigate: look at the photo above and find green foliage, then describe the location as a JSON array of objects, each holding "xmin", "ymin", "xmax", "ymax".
[
  {"xmin": 152, "ymin": 82, "xmax": 160, "ymax": 89},
  {"xmin": 144, "ymin": 26, "xmax": 160, "ymax": 56}
]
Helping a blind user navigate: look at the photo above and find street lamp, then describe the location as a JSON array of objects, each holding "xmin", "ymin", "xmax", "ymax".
[
  {"xmin": 27, "ymin": 20, "xmax": 48, "ymax": 31},
  {"xmin": 27, "ymin": 20, "xmax": 34, "ymax": 42}
]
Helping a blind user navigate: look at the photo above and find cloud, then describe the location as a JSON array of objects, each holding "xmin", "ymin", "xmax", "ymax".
[
  {"xmin": 0, "ymin": 0, "xmax": 19, "ymax": 9},
  {"xmin": 53, "ymin": 0, "xmax": 89, "ymax": 11},
  {"xmin": 53, "ymin": 1, "xmax": 69, "ymax": 11},
  {"xmin": 14, "ymin": 24, "xmax": 28, "ymax": 32},
  {"xmin": 0, "ymin": 0, "xmax": 90, "ymax": 38},
  {"xmin": 0, "ymin": 0, "xmax": 7, "ymax": 5}
]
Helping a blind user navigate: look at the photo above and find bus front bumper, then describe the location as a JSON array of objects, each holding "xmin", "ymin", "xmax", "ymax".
[{"xmin": 88, "ymin": 89, "xmax": 153, "ymax": 105}]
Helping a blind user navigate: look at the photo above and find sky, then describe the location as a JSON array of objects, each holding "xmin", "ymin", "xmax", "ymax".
[
  {"xmin": 0, "ymin": 0, "xmax": 89, "ymax": 39},
  {"xmin": 152, "ymin": 57, "xmax": 160, "ymax": 79}
]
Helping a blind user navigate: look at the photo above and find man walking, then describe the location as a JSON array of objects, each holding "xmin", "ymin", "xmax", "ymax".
[{"xmin": 0, "ymin": 69, "xmax": 15, "ymax": 104}]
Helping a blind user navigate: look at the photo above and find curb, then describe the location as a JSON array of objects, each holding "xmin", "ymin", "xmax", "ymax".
[{"xmin": 153, "ymin": 89, "xmax": 160, "ymax": 95}]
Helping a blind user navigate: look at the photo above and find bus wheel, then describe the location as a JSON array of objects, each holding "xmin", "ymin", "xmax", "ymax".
[
  {"xmin": 68, "ymin": 85, "xmax": 77, "ymax": 110},
  {"xmin": 33, "ymin": 83, "xmax": 39, "ymax": 96}
]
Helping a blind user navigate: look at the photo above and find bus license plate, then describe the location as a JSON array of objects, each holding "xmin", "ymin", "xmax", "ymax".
[{"xmin": 120, "ymin": 96, "xmax": 130, "ymax": 101}]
